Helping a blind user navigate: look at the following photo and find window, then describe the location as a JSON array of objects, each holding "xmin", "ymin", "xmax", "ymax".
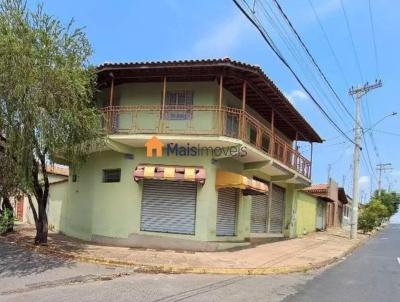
[
  {"xmin": 102, "ymin": 169, "xmax": 121, "ymax": 183},
  {"xmin": 165, "ymin": 90, "xmax": 194, "ymax": 120},
  {"xmin": 343, "ymin": 205, "xmax": 351, "ymax": 218}
]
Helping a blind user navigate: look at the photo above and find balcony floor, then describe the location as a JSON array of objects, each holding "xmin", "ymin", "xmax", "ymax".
[{"xmin": 107, "ymin": 134, "xmax": 311, "ymax": 186}]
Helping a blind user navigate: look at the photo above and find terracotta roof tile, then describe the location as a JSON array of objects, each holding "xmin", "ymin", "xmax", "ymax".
[{"xmin": 46, "ymin": 165, "xmax": 69, "ymax": 177}]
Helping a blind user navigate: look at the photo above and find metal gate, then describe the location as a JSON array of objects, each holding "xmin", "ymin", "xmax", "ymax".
[
  {"xmin": 216, "ymin": 188, "xmax": 238, "ymax": 236},
  {"xmin": 141, "ymin": 180, "xmax": 197, "ymax": 234},
  {"xmin": 250, "ymin": 194, "xmax": 268, "ymax": 233},
  {"xmin": 270, "ymin": 185, "xmax": 285, "ymax": 233}
]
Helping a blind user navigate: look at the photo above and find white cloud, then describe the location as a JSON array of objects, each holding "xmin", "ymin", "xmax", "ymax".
[
  {"xmin": 191, "ymin": 15, "xmax": 245, "ymax": 58},
  {"xmin": 315, "ymin": 0, "xmax": 342, "ymax": 18},
  {"xmin": 285, "ymin": 89, "xmax": 309, "ymax": 105},
  {"xmin": 359, "ymin": 175, "xmax": 370, "ymax": 190}
]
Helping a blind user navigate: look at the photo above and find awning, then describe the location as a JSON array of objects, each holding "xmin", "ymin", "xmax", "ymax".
[
  {"xmin": 134, "ymin": 164, "xmax": 206, "ymax": 184},
  {"xmin": 215, "ymin": 171, "xmax": 268, "ymax": 195}
]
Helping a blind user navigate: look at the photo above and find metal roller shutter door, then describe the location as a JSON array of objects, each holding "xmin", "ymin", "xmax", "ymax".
[
  {"xmin": 216, "ymin": 188, "xmax": 238, "ymax": 236},
  {"xmin": 270, "ymin": 185, "xmax": 285, "ymax": 233},
  {"xmin": 250, "ymin": 194, "xmax": 268, "ymax": 233},
  {"xmin": 141, "ymin": 180, "xmax": 197, "ymax": 235}
]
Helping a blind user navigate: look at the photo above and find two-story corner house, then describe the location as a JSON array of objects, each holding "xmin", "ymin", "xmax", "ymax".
[{"xmin": 61, "ymin": 58, "xmax": 322, "ymax": 251}]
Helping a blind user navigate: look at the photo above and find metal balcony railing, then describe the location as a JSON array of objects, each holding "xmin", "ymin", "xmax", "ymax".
[{"xmin": 101, "ymin": 105, "xmax": 311, "ymax": 178}]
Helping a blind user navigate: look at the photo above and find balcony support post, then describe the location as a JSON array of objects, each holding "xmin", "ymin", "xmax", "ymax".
[
  {"xmin": 108, "ymin": 74, "xmax": 115, "ymax": 131},
  {"xmin": 161, "ymin": 76, "xmax": 167, "ymax": 132},
  {"xmin": 218, "ymin": 75, "xmax": 223, "ymax": 135},
  {"xmin": 240, "ymin": 80, "xmax": 247, "ymax": 139},
  {"xmin": 310, "ymin": 142, "xmax": 314, "ymax": 178},
  {"xmin": 270, "ymin": 110, "xmax": 275, "ymax": 156}
]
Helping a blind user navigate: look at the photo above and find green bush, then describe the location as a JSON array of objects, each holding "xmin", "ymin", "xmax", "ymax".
[
  {"xmin": 358, "ymin": 199, "xmax": 389, "ymax": 234},
  {"xmin": 0, "ymin": 208, "xmax": 14, "ymax": 235}
]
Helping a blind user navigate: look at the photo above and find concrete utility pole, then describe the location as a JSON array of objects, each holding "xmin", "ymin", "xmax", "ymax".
[
  {"xmin": 376, "ymin": 163, "xmax": 392, "ymax": 196},
  {"xmin": 349, "ymin": 80, "xmax": 382, "ymax": 239}
]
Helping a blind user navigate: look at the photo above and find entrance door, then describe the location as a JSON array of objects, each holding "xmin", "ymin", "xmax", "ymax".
[
  {"xmin": 141, "ymin": 180, "xmax": 197, "ymax": 235},
  {"xmin": 216, "ymin": 188, "xmax": 238, "ymax": 236},
  {"xmin": 270, "ymin": 185, "xmax": 285, "ymax": 233},
  {"xmin": 250, "ymin": 194, "xmax": 268, "ymax": 233}
]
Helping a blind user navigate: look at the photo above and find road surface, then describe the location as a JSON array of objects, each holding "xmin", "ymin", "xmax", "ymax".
[{"xmin": 0, "ymin": 224, "xmax": 399, "ymax": 302}]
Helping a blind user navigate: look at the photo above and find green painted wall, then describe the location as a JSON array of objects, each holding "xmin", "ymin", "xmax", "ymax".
[
  {"xmin": 295, "ymin": 191, "xmax": 317, "ymax": 236},
  {"xmin": 61, "ymin": 148, "xmax": 253, "ymax": 243},
  {"xmin": 47, "ymin": 182, "xmax": 68, "ymax": 232},
  {"xmin": 101, "ymin": 81, "xmax": 293, "ymax": 144}
]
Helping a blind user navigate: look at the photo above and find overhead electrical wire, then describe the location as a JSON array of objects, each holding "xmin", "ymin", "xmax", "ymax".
[
  {"xmin": 368, "ymin": 0, "xmax": 380, "ymax": 77},
  {"xmin": 271, "ymin": 0, "xmax": 356, "ymax": 124},
  {"xmin": 340, "ymin": 0, "xmax": 364, "ymax": 82},
  {"xmin": 255, "ymin": 0, "xmax": 353, "ymax": 129},
  {"xmin": 232, "ymin": 0, "xmax": 357, "ymax": 145},
  {"xmin": 307, "ymin": 0, "xmax": 350, "ymax": 89}
]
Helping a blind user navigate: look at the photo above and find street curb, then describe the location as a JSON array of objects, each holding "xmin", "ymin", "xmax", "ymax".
[{"xmin": 0, "ymin": 233, "xmax": 371, "ymax": 276}]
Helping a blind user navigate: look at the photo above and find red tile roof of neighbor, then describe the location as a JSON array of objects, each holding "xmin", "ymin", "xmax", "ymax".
[
  {"xmin": 46, "ymin": 165, "xmax": 69, "ymax": 177},
  {"xmin": 302, "ymin": 183, "xmax": 348, "ymax": 204},
  {"xmin": 303, "ymin": 184, "xmax": 329, "ymax": 193},
  {"xmin": 96, "ymin": 58, "xmax": 322, "ymax": 143}
]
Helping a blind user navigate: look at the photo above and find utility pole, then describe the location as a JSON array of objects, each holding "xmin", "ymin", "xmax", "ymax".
[
  {"xmin": 349, "ymin": 80, "xmax": 382, "ymax": 239},
  {"xmin": 376, "ymin": 163, "xmax": 392, "ymax": 196}
]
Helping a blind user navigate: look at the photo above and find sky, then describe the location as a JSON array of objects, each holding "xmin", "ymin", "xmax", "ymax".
[{"xmin": 28, "ymin": 0, "xmax": 400, "ymax": 221}]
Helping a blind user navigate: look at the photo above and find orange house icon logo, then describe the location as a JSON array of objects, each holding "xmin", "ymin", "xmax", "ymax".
[{"xmin": 145, "ymin": 136, "xmax": 164, "ymax": 157}]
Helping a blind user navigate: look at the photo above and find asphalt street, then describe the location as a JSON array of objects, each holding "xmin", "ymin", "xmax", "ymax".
[
  {"xmin": 0, "ymin": 224, "xmax": 399, "ymax": 302},
  {"xmin": 283, "ymin": 224, "xmax": 400, "ymax": 302}
]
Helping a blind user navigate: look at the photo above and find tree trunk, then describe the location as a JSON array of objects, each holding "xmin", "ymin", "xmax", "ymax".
[
  {"xmin": 31, "ymin": 154, "xmax": 50, "ymax": 245},
  {"xmin": 35, "ymin": 199, "xmax": 48, "ymax": 245},
  {"xmin": 26, "ymin": 194, "xmax": 39, "ymax": 232}
]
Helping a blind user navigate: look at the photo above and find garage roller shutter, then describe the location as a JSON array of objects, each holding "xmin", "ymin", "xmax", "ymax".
[
  {"xmin": 141, "ymin": 180, "xmax": 197, "ymax": 235},
  {"xmin": 270, "ymin": 185, "xmax": 285, "ymax": 233},
  {"xmin": 250, "ymin": 194, "xmax": 268, "ymax": 233},
  {"xmin": 216, "ymin": 188, "xmax": 238, "ymax": 236}
]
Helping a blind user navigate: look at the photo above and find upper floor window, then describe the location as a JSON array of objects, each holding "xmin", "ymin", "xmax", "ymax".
[
  {"xmin": 165, "ymin": 90, "xmax": 194, "ymax": 120},
  {"xmin": 102, "ymin": 169, "xmax": 121, "ymax": 183}
]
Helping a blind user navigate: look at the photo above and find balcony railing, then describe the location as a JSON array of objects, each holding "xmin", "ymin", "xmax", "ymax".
[{"xmin": 101, "ymin": 105, "xmax": 311, "ymax": 178}]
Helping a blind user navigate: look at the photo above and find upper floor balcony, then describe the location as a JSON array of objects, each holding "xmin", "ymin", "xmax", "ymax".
[
  {"xmin": 96, "ymin": 58, "xmax": 322, "ymax": 182},
  {"xmin": 101, "ymin": 105, "xmax": 312, "ymax": 178}
]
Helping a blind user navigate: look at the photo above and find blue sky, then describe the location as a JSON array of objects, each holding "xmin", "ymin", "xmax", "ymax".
[{"xmin": 30, "ymin": 0, "xmax": 400, "ymax": 220}]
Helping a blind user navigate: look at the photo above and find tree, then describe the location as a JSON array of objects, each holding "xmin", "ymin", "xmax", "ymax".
[
  {"xmin": 0, "ymin": 0, "xmax": 103, "ymax": 244},
  {"xmin": 372, "ymin": 190, "xmax": 400, "ymax": 218},
  {"xmin": 358, "ymin": 199, "xmax": 389, "ymax": 234}
]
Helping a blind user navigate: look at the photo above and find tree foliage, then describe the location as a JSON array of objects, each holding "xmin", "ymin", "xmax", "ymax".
[
  {"xmin": 0, "ymin": 0, "xmax": 103, "ymax": 243},
  {"xmin": 358, "ymin": 191, "xmax": 399, "ymax": 234}
]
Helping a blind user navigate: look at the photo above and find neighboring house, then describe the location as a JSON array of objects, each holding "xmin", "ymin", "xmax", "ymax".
[
  {"xmin": 14, "ymin": 165, "xmax": 69, "ymax": 231},
  {"xmin": 295, "ymin": 190, "xmax": 327, "ymax": 236},
  {"xmin": 342, "ymin": 194, "xmax": 353, "ymax": 228},
  {"xmin": 54, "ymin": 58, "xmax": 322, "ymax": 251},
  {"xmin": 303, "ymin": 179, "xmax": 348, "ymax": 229}
]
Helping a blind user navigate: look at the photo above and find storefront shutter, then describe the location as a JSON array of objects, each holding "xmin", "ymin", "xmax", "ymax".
[
  {"xmin": 250, "ymin": 194, "xmax": 268, "ymax": 233},
  {"xmin": 270, "ymin": 185, "xmax": 285, "ymax": 233},
  {"xmin": 141, "ymin": 180, "xmax": 197, "ymax": 235},
  {"xmin": 216, "ymin": 188, "xmax": 238, "ymax": 236}
]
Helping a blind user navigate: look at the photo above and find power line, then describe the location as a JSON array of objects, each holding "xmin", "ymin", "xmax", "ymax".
[
  {"xmin": 255, "ymin": 0, "xmax": 353, "ymax": 129},
  {"xmin": 340, "ymin": 0, "xmax": 364, "ymax": 81},
  {"xmin": 368, "ymin": 0, "xmax": 380, "ymax": 77},
  {"xmin": 271, "ymin": 0, "xmax": 356, "ymax": 124},
  {"xmin": 233, "ymin": 0, "xmax": 357, "ymax": 146},
  {"xmin": 308, "ymin": 0, "xmax": 350, "ymax": 88},
  {"xmin": 372, "ymin": 129, "xmax": 400, "ymax": 137}
]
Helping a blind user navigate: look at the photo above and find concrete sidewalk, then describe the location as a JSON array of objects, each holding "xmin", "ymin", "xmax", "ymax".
[{"xmin": 0, "ymin": 226, "xmax": 370, "ymax": 275}]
